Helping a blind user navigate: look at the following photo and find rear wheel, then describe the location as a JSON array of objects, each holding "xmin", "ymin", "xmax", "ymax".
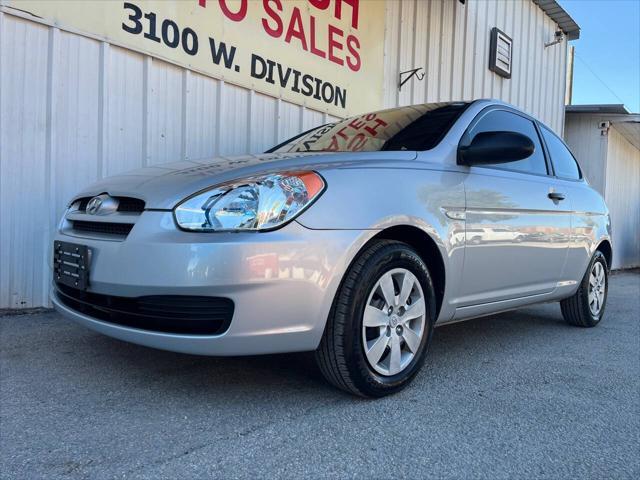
[
  {"xmin": 315, "ymin": 240, "xmax": 436, "ymax": 397},
  {"xmin": 561, "ymin": 251, "xmax": 608, "ymax": 327}
]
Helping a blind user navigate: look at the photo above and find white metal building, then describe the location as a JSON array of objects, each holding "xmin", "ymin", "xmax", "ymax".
[
  {"xmin": 0, "ymin": 0, "xmax": 579, "ymax": 309},
  {"xmin": 564, "ymin": 105, "xmax": 640, "ymax": 270}
]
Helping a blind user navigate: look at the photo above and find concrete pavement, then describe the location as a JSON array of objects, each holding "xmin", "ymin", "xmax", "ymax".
[{"xmin": 1, "ymin": 271, "xmax": 638, "ymax": 479}]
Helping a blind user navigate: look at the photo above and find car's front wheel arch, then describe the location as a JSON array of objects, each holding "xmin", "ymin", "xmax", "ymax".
[
  {"xmin": 596, "ymin": 239, "xmax": 613, "ymax": 272},
  {"xmin": 372, "ymin": 225, "xmax": 446, "ymax": 319},
  {"xmin": 309, "ymin": 223, "xmax": 447, "ymax": 354}
]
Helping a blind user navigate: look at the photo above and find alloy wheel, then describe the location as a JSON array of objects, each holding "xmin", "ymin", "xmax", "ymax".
[
  {"xmin": 588, "ymin": 261, "xmax": 606, "ymax": 316},
  {"xmin": 362, "ymin": 268, "xmax": 426, "ymax": 376}
]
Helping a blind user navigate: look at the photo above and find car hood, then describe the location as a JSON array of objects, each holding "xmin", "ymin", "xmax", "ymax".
[{"xmin": 72, "ymin": 151, "xmax": 417, "ymax": 209}]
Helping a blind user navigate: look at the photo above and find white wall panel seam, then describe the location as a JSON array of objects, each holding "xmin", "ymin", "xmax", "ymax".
[
  {"xmin": 402, "ymin": 0, "xmax": 415, "ymax": 106},
  {"xmin": 527, "ymin": 4, "xmax": 536, "ymax": 113},
  {"xmin": 506, "ymin": 0, "xmax": 516, "ymax": 102},
  {"xmin": 381, "ymin": 0, "xmax": 390, "ymax": 106},
  {"xmin": 522, "ymin": 2, "xmax": 531, "ymax": 112},
  {"xmin": 42, "ymin": 26, "xmax": 58, "ymax": 306},
  {"xmin": 545, "ymin": 16, "xmax": 555, "ymax": 124},
  {"xmin": 515, "ymin": 1, "xmax": 524, "ymax": 108},
  {"xmin": 462, "ymin": 0, "xmax": 475, "ymax": 100},
  {"xmin": 478, "ymin": 0, "xmax": 487, "ymax": 100},
  {"xmin": 537, "ymin": 8, "xmax": 546, "ymax": 120},
  {"xmin": 298, "ymin": 105, "xmax": 305, "ymax": 138},
  {"xmin": 552, "ymin": 37, "xmax": 561, "ymax": 131},
  {"xmin": 410, "ymin": 0, "xmax": 418, "ymax": 105},
  {"xmin": 488, "ymin": 0, "xmax": 497, "ymax": 100},
  {"xmin": 142, "ymin": 56, "xmax": 152, "ymax": 167},
  {"xmin": 437, "ymin": 0, "xmax": 445, "ymax": 100},
  {"xmin": 424, "ymin": 0, "xmax": 432, "ymax": 102},
  {"xmin": 97, "ymin": 42, "xmax": 109, "ymax": 180},
  {"xmin": 215, "ymin": 80, "xmax": 224, "ymax": 156},
  {"xmin": 0, "ymin": 10, "xmax": 6, "ymax": 307},
  {"xmin": 394, "ymin": 0, "xmax": 403, "ymax": 107},
  {"xmin": 275, "ymin": 97, "xmax": 282, "ymax": 142},
  {"xmin": 539, "ymin": 15, "xmax": 549, "ymax": 123},
  {"xmin": 547, "ymin": 17, "xmax": 555, "ymax": 124},
  {"xmin": 454, "ymin": 0, "xmax": 466, "ymax": 100},
  {"xmin": 181, "ymin": 69, "xmax": 189, "ymax": 161},
  {"xmin": 559, "ymin": 43, "xmax": 568, "ymax": 134},
  {"xmin": 247, "ymin": 90, "xmax": 254, "ymax": 153},
  {"xmin": 426, "ymin": 0, "xmax": 439, "ymax": 101},
  {"xmin": 490, "ymin": 0, "xmax": 499, "ymax": 99},
  {"xmin": 447, "ymin": 0, "xmax": 456, "ymax": 100}
]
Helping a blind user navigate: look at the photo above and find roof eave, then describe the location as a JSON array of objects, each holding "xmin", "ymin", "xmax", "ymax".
[
  {"xmin": 566, "ymin": 105, "xmax": 631, "ymax": 115},
  {"xmin": 533, "ymin": 0, "xmax": 581, "ymax": 40}
]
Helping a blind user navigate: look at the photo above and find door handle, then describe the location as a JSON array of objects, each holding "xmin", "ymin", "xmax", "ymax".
[{"xmin": 548, "ymin": 192, "xmax": 566, "ymax": 201}]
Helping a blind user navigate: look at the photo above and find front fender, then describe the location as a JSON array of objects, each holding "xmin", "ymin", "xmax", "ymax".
[{"xmin": 297, "ymin": 166, "xmax": 466, "ymax": 322}]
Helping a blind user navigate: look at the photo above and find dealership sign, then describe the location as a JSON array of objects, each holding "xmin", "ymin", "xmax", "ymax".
[{"xmin": 2, "ymin": 0, "xmax": 386, "ymax": 116}]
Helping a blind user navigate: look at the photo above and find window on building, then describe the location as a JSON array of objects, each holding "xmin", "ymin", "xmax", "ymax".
[
  {"xmin": 540, "ymin": 126, "xmax": 582, "ymax": 180},
  {"xmin": 467, "ymin": 109, "xmax": 548, "ymax": 175}
]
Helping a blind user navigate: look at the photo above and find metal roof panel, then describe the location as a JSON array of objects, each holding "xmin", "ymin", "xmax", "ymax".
[
  {"xmin": 566, "ymin": 105, "xmax": 631, "ymax": 115},
  {"xmin": 533, "ymin": 0, "xmax": 581, "ymax": 40}
]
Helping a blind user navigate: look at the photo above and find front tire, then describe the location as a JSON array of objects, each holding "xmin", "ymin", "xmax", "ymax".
[
  {"xmin": 561, "ymin": 250, "xmax": 608, "ymax": 327},
  {"xmin": 315, "ymin": 240, "xmax": 436, "ymax": 397}
]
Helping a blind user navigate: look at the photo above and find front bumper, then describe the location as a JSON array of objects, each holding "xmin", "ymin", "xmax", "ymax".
[{"xmin": 51, "ymin": 211, "xmax": 371, "ymax": 356}]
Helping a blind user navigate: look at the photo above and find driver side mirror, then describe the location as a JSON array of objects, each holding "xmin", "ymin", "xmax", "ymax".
[{"xmin": 457, "ymin": 131, "xmax": 535, "ymax": 166}]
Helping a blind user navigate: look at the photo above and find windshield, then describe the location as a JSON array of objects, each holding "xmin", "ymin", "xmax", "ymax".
[{"xmin": 268, "ymin": 102, "xmax": 469, "ymax": 154}]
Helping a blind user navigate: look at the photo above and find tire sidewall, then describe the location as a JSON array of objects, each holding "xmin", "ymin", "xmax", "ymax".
[{"xmin": 340, "ymin": 244, "xmax": 436, "ymax": 397}]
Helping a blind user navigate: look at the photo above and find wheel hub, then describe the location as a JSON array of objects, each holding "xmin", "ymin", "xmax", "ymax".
[
  {"xmin": 588, "ymin": 262, "xmax": 606, "ymax": 316},
  {"xmin": 361, "ymin": 268, "xmax": 426, "ymax": 377}
]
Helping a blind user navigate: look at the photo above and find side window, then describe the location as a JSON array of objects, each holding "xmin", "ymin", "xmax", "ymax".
[
  {"xmin": 540, "ymin": 126, "xmax": 582, "ymax": 180},
  {"xmin": 468, "ymin": 110, "xmax": 548, "ymax": 175}
]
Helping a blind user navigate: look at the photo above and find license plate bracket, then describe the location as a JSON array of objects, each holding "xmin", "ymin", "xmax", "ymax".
[{"xmin": 53, "ymin": 241, "xmax": 90, "ymax": 290}]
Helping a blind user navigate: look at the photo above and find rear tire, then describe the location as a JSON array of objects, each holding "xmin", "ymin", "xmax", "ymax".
[
  {"xmin": 561, "ymin": 251, "xmax": 608, "ymax": 327},
  {"xmin": 315, "ymin": 240, "xmax": 436, "ymax": 397}
]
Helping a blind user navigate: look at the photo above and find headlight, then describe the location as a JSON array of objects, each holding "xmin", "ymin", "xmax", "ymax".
[{"xmin": 174, "ymin": 171, "xmax": 325, "ymax": 232}]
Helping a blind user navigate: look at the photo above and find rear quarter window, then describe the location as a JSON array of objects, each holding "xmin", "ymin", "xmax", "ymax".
[{"xmin": 540, "ymin": 126, "xmax": 582, "ymax": 180}]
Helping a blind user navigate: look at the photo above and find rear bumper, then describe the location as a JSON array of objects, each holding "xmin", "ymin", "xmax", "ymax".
[{"xmin": 51, "ymin": 214, "xmax": 373, "ymax": 356}]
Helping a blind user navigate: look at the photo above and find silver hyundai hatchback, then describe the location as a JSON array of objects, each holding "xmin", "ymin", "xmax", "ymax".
[{"xmin": 52, "ymin": 99, "xmax": 612, "ymax": 397}]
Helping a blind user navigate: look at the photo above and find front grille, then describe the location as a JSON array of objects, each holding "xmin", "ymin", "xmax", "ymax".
[
  {"xmin": 114, "ymin": 197, "xmax": 146, "ymax": 213},
  {"xmin": 55, "ymin": 283, "xmax": 234, "ymax": 335},
  {"xmin": 71, "ymin": 220, "xmax": 133, "ymax": 236},
  {"xmin": 76, "ymin": 196, "xmax": 145, "ymax": 213}
]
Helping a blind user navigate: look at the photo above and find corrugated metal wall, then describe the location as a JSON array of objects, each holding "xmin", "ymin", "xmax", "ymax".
[
  {"xmin": 564, "ymin": 113, "xmax": 640, "ymax": 270},
  {"xmin": 0, "ymin": 1, "xmax": 569, "ymax": 308},
  {"xmin": 383, "ymin": 0, "xmax": 567, "ymax": 132},
  {"xmin": 564, "ymin": 114, "xmax": 608, "ymax": 194},
  {"xmin": 604, "ymin": 127, "xmax": 640, "ymax": 269}
]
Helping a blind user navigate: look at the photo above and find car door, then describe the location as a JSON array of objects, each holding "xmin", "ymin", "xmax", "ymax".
[
  {"xmin": 538, "ymin": 124, "xmax": 594, "ymax": 283},
  {"xmin": 458, "ymin": 108, "xmax": 571, "ymax": 307}
]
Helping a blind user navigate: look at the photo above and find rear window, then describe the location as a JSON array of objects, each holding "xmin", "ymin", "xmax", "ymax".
[{"xmin": 268, "ymin": 102, "xmax": 469, "ymax": 153}]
